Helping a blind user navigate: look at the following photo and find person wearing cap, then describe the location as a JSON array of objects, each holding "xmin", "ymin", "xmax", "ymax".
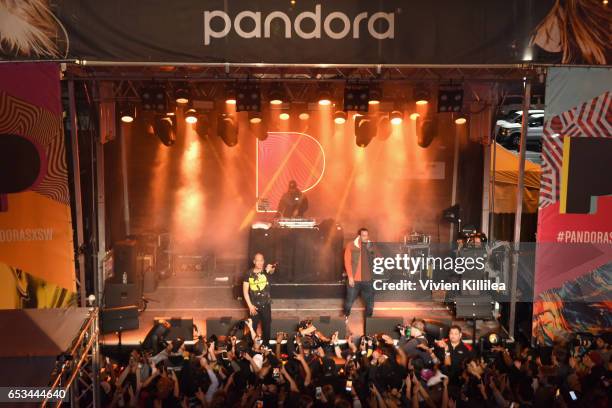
[{"xmin": 276, "ymin": 180, "xmax": 309, "ymax": 218}]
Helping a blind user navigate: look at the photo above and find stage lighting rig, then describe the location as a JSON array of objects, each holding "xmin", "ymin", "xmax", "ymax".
[
  {"xmin": 418, "ymin": 117, "xmax": 437, "ymax": 148},
  {"xmin": 343, "ymin": 85, "xmax": 370, "ymax": 112},
  {"xmin": 454, "ymin": 114, "xmax": 467, "ymax": 125},
  {"xmin": 119, "ymin": 103, "xmax": 136, "ymax": 123},
  {"xmin": 333, "ymin": 111, "xmax": 347, "ymax": 124},
  {"xmin": 185, "ymin": 108, "xmax": 198, "ymax": 124},
  {"xmin": 355, "ymin": 115, "xmax": 376, "ymax": 147},
  {"xmin": 153, "ymin": 115, "xmax": 176, "ymax": 146},
  {"xmin": 438, "ymin": 87, "xmax": 464, "ymax": 113},
  {"xmin": 236, "ymin": 83, "xmax": 261, "ymax": 112},
  {"xmin": 390, "ymin": 110, "xmax": 403, "ymax": 125},
  {"xmin": 268, "ymin": 83, "xmax": 285, "ymax": 105},
  {"xmin": 249, "ymin": 112, "xmax": 268, "ymax": 141},
  {"xmin": 141, "ymin": 86, "xmax": 167, "ymax": 113},
  {"xmin": 174, "ymin": 82, "xmax": 191, "ymax": 104},
  {"xmin": 217, "ymin": 113, "xmax": 238, "ymax": 146}
]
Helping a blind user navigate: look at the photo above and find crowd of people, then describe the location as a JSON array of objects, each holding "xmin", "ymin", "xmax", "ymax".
[{"xmin": 100, "ymin": 318, "xmax": 611, "ymax": 408}]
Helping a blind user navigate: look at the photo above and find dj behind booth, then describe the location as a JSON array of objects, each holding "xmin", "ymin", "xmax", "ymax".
[{"xmin": 249, "ymin": 181, "xmax": 344, "ymax": 284}]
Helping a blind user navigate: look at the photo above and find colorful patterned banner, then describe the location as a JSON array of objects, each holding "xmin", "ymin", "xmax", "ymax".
[{"xmin": 0, "ymin": 63, "xmax": 76, "ymax": 309}]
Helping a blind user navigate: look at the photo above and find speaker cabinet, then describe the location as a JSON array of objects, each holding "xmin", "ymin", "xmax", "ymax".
[
  {"xmin": 104, "ymin": 283, "xmax": 139, "ymax": 307},
  {"xmin": 154, "ymin": 318, "xmax": 194, "ymax": 341},
  {"xmin": 100, "ymin": 306, "xmax": 139, "ymax": 334},
  {"xmin": 365, "ymin": 316, "xmax": 404, "ymax": 339}
]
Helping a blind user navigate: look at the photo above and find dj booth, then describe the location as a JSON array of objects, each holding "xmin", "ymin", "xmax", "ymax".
[{"xmin": 247, "ymin": 220, "xmax": 344, "ymax": 283}]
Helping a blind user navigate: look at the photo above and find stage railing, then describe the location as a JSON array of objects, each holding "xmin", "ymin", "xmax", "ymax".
[{"xmin": 42, "ymin": 308, "xmax": 100, "ymax": 408}]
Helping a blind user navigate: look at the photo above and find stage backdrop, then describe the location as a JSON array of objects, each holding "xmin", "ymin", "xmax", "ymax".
[
  {"xmin": 0, "ymin": 63, "xmax": 76, "ymax": 309},
  {"xmin": 532, "ymin": 67, "xmax": 612, "ymax": 345},
  {"xmin": 0, "ymin": 1, "xmax": 610, "ymax": 65}
]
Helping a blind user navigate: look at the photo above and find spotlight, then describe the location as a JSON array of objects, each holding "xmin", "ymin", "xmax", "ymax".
[
  {"xmin": 333, "ymin": 111, "xmax": 347, "ymax": 124},
  {"xmin": 225, "ymin": 85, "xmax": 237, "ymax": 105},
  {"xmin": 217, "ymin": 113, "xmax": 238, "ymax": 146},
  {"xmin": 390, "ymin": 110, "xmax": 403, "ymax": 125},
  {"xmin": 268, "ymin": 83, "xmax": 285, "ymax": 105},
  {"xmin": 298, "ymin": 112, "xmax": 310, "ymax": 120},
  {"xmin": 119, "ymin": 103, "xmax": 136, "ymax": 123},
  {"xmin": 249, "ymin": 111, "xmax": 262, "ymax": 124},
  {"xmin": 174, "ymin": 83, "xmax": 190, "ymax": 104},
  {"xmin": 343, "ymin": 85, "xmax": 369, "ymax": 112},
  {"xmin": 414, "ymin": 86, "xmax": 430, "ymax": 106},
  {"xmin": 438, "ymin": 87, "xmax": 464, "ymax": 113},
  {"xmin": 141, "ymin": 86, "xmax": 167, "ymax": 113},
  {"xmin": 279, "ymin": 112, "xmax": 290, "ymax": 121},
  {"xmin": 369, "ymin": 86, "xmax": 382, "ymax": 105},
  {"xmin": 185, "ymin": 108, "xmax": 198, "ymax": 124},
  {"xmin": 317, "ymin": 84, "xmax": 333, "ymax": 106},
  {"xmin": 153, "ymin": 115, "xmax": 176, "ymax": 146},
  {"xmin": 409, "ymin": 113, "xmax": 420, "ymax": 120},
  {"xmin": 418, "ymin": 118, "xmax": 438, "ymax": 148},
  {"xmin": 455, "ymin": 115, "xmax": 467, "ymax": 125},
  {"xmin": 236, "ymin": 83, "xmax": 261, "ymax": 112},
  {"xmin": 355, "ymin": 115, "xmax": 375, "ymax": 147}
]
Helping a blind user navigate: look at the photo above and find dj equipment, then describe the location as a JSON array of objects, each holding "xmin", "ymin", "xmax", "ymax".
[
  {"xmin": 276, "ymin": 218, "xmax": 317, "ymax": 228},
  {"xmin": 100, "ymin": 306, "xmax": 139, "ymax": 334}
]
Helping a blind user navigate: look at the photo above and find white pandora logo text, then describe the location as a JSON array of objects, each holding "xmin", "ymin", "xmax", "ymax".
[{"xmin": 203, "ymin": 5, "xmax": 395, "ymax": 45}]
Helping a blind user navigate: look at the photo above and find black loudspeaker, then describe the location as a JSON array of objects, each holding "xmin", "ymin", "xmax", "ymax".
[
  {"xmin": 365, "ymin": 317, "xmax": 404, "ymax": 339},
  {"xmin": 101, "ymin": 306, "xmax": 139, "ymax": 334},
  {"xmin": 104, "ymin": 283, "xmax": 139, "ymax": 307},
  {"xmin": 154, "ymin": 318, "xmax": 193, "ymax": 341},
  {"xmin": 206, "ymin": 317, "xmax": 243, "ymax": 338},
  {"xmin": 424, "ymin": 320, "xmax": 452, "ymax": 340},
  {"xmin": 113, "ymin": 240, "xmax": 138, "ymax": 284},
  {"xmin": 455, "ymin": 295, "xmax": 493, "ymax": 319},
  {"xmin": 313, "ymin": 316, "xmax": 346, "ymax": 338},
  {"xmin": 270, "ymin": 318, "xmax": 299, "ymax": 337}
]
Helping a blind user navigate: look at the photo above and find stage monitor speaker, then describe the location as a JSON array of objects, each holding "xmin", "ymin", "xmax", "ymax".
[
  {"xmin": 365, "ymin": 316, "xmax": 404, "ymax": 339},
  {"xmin": 101, "ymin": 306, "xmax": 139, "ymax": 334},
  {"xmin": 270, "ymin": 318, "xmax": 299, "ymax": 337},
  {"xmin": 113, "ymin": 240, "xmax": 138, "ymax": 284},
  {"xmin": 154, "ymin": 318, "xmax": 193, "ymax": 341},
  {"xmin": 313, "ymin": 316, "xmax": 346, "ymax": 338},
  {"xmin": 104, "ymin": 283, "xmax": 139, "ymax": 307},
  {"xmin": 455, "ymin": 295, "xmax": 493, "ymax": 319},
  {"xmin": 206, "ymin": 317, "xmax": 244, "ymax": 338},
  {"xmin": 424, "ymin": 320, "xmax": 452, "ymax": 341}
]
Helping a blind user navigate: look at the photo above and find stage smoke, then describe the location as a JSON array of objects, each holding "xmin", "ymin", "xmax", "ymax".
[
  {"xmin": 377, "ymin": 116, "xmax": 392, "ymax": 141},
  {"xmin": 195, "ymin": 115, "xmax": 209, "ymax": 137},
  {"xmin": 217, "ymin": 113, "xmax": 238, "ymax": 146}
]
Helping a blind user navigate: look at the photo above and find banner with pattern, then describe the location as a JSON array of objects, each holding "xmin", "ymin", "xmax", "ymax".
[
  {"xmin": 532, "ymin": 67, "xmax": 612, "ymax": 345},
  {"xmin": 0, "ymin": 63, "xmax": 76, "ymax": 309}
]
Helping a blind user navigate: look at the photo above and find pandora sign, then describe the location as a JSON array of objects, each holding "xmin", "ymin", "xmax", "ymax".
[{"xmin": 203, "ymin": 4, "xmax": 395, "ymax": 45}]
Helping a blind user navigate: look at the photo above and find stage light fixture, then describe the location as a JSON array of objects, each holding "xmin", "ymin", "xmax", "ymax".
[
  {"xmin": 317, "ymin": 84, "xmax": 333, "ymax": 106},
  {"xmin": 298, "ymin": 112, "xmax": 310, "ymax": 120},
  {"xmin": 224, "ymin": 85, "xmax": 237, "ymax": 105},
  {"xmin": 141, "ymin": 86, "xmax": 167, "ymax": 113},
  {"xmin": 119, "ymin": 103, "xmax": 136, "ymax": 123},
  {"xmin": 268, "ymin": 83, "xmax": 285, "ymax": 105},
  {"xmin": 279, "ymin": 112, "xmax": 290, "ymax": 121},
  {"xmin": 410, "ymin": 113, "xmax": 420, "ymax": 120},
  {"xmin": 185, "ymin": 108, "xmax": 198, "ymax": 124},
  {"xmin": 153, "ymin": 115, "xmax": 176, "ymax": 146},
  {"xmin": 250, "ymin": 114, "xmax": 268, "ymax": 141},
  {"xmin": 390, "ymin": 110, "xmax": 403, "ymax": 125},
  {"xmin": 414, "ymin": 86, "xmax": 430, "ymax": 105},
  {"xmin": 236, "ymin": 83, "xmax": 261, "ymax": 112},
  {"xmin": 418, "ymin": 117, "xmax": 438, "ymax": 148},
  {"xmin": 355, "ymin": 115, "xmax": 376, "ymax": 147},
  {"xmin": 369, "ymin": 86, "xmax": 382, "ymax": 105},
  {"xmin": 333, "ymin": 111, "xmax": 347, "ymax": 124},
  {"xmin": 174, "ymin": 83, "xmax": 190, "ymax": 104},
  {"xmin": 438, "ymin": 87, "xmax": 464, "ymax": 113},
  {"xmin": 343, "ymin": 85, "xmax": 370, "ymax": 112},
  {"xmin": 217, "ymin": 113, "xmax": 238, "ymax": 146},
  {"xmin": 455, "ymin": 115, "xmax": 467, "ymax": 125},
  {"xmin": 249, "ymin": 111, "xmax": 262, "ymax": 124}
]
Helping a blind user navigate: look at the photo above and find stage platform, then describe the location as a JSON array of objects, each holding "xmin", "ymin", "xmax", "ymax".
[{"xmin": 101, "ymin": 278, "xmax": 500, "ymax": 347}]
